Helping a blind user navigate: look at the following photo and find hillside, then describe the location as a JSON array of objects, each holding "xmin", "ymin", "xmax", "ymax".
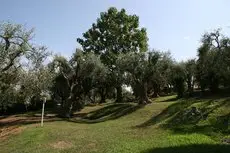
[{"xmin": 1, "ymin": 95, "xmax": 230, "ymax": 153}]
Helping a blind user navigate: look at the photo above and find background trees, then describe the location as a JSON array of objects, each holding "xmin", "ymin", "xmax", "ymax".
[
  {"xmin": 196, "ymin": 29, "xmax": 230, "ymax": 93},
  {"xmin": 50, "ymin": 50, "xmax": 109, "ymax": 117}
]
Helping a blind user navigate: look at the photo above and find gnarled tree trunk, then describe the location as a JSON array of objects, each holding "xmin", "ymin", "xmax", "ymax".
[{"xmin": 138, "ymin": 82, "xmax": 151, "ymax": 104}]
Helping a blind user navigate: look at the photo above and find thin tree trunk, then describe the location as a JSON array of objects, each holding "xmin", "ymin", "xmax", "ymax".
[
  {"xmin": 115, "ymin": 86, "xmax": 123, "ymax": 103},
  {"xmin": 99, "ymin": 88, "xmax": 106, "ymax": 103},
  {"xmin": 59, "ymin": 83, "xmax": 76, "ymax": 118},
  {"xmin": 210, "ymin": 78, "xmax": 219, "ymax": 93},
  {"xmin": 187, "ymin": 78, "xmax": 193, "ymax": 96},
  {"xmin": 88, "ymin": 94, "xmax": 95, "ymax": 103},
  {"xmin": 61, "ymin": 95, "xmax": 73, "ymax": 118},
  {"xmin": 152, "ymin": 83, "xmax": 160, "ymax": 98}
]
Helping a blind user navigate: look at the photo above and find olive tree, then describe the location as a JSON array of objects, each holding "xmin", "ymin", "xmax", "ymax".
[
  {"xmin": 117, "ymin": 51, "xmax": 160, "ymax": 104},
  {"xmin": 0, "ymin": 22, "xmax": 52, "ymax": 112},
  {"xmin": 196, "ymin": 29, "xmax": 230, "ymax": 93},
  {"xmin": 51, "ymin": 50, "xmax": 109, "ymax": 117}
]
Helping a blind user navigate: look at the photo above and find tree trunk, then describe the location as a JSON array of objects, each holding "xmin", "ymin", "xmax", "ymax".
[
  {"xmin": 115, "ymin": 86, "xmax": 123, "ymax": 103},
  {"xmin": 210, "ymin": 78, "xmax": 219, "ymax": 93},
  {"xmin": 200, "ymin": 83, "xmax": 205, "ymax": 93},
  {"xmin": 100, "ymin": 94, "xmax": 106, "ymax": 103},
  {"xmin": 99, "ymin": 88, "xmax": 106, "ymax": 103},
  {"xmin": 60, "ymin": 95, "xmax": 74, "ymax": 118},
  {"xmin": 59, "ymin": 83, "xmax": 76, "ymax": 118},
  {"xmin": 187, "ymin": 79, "xmax": 193, "ymax": 96},
  {"xmin": 61, "ymin": 97, "xmax": 65, "ymax": 108},
  {"xmin": 88, "ymin": 94, "xmax": 95, "ymax": 103},
  {"xmin": 175, "ymin": 79, "xmax": 185, "ymax": 98},
  {"xmin": 138, "ymin": 82, "xmax": 151, "ymax": 105},
  {"xmin": 152, "ymin": 83, "xmax": 160, "ymax": 98},
  {"xmin": 132, "ymin": 84, "xmax": 138, "ymax": 99}
]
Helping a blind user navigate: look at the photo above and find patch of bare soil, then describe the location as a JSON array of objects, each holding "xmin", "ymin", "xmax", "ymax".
[
  {"xmin": 0, "ymin": 114, "xmax": 60, "ymax": 140},
  {"xmin": 50, "ymin": 141, "xmax": 73, "ymax": 149},
  {"xmin": 0, "ymin": 125, "xmax": 25, "ymax": 140}
]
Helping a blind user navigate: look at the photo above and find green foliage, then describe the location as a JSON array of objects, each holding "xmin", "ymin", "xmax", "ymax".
[
  {"xmin": 77, "ymin": 7, "xmax": 148, "ymax": 102},
  {"xmin": 19, "ymin": 67, "xmax": 55, "ymax": 107},
  {"xmin": 0, "ymin": 22, "xmax": 52, "ymax": 113},
  {"xmin": 196, "ymin": 29, "xmax": 230, "ymax": 92},
  {"xmin": 77, "ymin": 7, "xmax": 148, "ymax": 64},
  {"xmin": 117, "ymin": 51, "xmax": 173, "ymax": 103},
  {"xmin": 147, "ymin": 51, "xmax": 174, "ymax": 97},
  {"xmin": 171, "ymin": 64, "xmax": 186, "ymax": 98},
  {"xmin": 184, "ymin": 59, "xmax": 196, "ymax": 95},
  {"xmin": 50, "ymin": 50, "xmax": 110, "ymax": 116}
]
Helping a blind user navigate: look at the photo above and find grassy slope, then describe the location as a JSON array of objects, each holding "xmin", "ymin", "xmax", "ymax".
[{"xmin": 1, "ymin": 95, "xmax": 230, "ymax": 153}]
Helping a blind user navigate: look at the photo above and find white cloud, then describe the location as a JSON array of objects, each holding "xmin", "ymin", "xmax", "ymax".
[{"xmin": 183, "ymin": 36, "xmax": 190, "ymax": 40}]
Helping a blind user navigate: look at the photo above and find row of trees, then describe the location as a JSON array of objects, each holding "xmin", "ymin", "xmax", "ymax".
[{"xmin": 1, "ymin": 7, "xmax": 230, "ymax": 117}]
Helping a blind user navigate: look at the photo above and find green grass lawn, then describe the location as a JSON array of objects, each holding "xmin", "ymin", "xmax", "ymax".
[{"xmin": 1, "ymin": 95, "xmax": 230, "ymax": 153}]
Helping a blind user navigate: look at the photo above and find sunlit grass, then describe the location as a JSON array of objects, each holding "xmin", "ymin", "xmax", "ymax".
[{"xmin": 1, "ymin": 95, "xmax": 230, "ymax": 153}]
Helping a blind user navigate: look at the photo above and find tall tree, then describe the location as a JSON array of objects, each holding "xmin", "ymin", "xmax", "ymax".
[{"xmin": 77, "ymin": 7, "xmax": 148, "ymax": 102}]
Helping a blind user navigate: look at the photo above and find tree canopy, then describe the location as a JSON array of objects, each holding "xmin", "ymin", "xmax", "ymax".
[{"xmin": 77, "ymin": 7, "xmax": 148, "ymax": 102}]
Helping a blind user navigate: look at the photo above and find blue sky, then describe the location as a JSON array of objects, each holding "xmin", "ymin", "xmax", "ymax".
[{"xmin": 0, "ymin": 0, "xmax": 230, "ymax": 61}]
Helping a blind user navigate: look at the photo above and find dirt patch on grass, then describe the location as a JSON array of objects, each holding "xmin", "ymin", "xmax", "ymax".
[
  {"xmin": 0, "ymin": 115, "xmax": 61, "ymax": 128},
  {"xmin": 0, "ymin": 114, "xmax": 61, "ymax": 140},
  {"xmin": 50, "ymin": 141, "xmax": 73, "ymax": 149},
  {"xmin": 0, "ymin": 126, "xmax": 25, "ymax": 140}
]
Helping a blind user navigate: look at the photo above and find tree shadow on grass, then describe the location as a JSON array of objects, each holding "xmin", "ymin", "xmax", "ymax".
[
  {"xmin": 69, "ymin": 103, "xmax": 143, "ymax": 124},
  {"xmin": 189, "ymin": 89, "xmax": 230, "ymax": 101},
  {"xmin": 0, "ymin": 103, "xmax": 143, "ymax": 127},
  {"xmin": 166, "ymin": 111, "xmax": 230, "ymax": 136},
  {"xmin": 163, "ymin": 99, "xmax": 230, "ymax": 135},
  {"xmin": 142, "ymin": 144, "xmax": 230, "ymax": 153},
  {"xmin": 136, "ymin": 99, "xmax": 197, "ymax": 127},
  {"xmin": 159, "ymin": 97, "xmax": 179, "ymax": 102},
  {"xmin": 0, "ymin": 115, "xmax": 62, "ymax": 128},
  {"xmin": 136, "ymin": 98, "xmax": 230, "ymax": 134}
]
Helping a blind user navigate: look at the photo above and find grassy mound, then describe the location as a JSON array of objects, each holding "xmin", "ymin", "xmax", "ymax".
[{"xmin": 1, "ymin": 95, "xmax": 230, "ymax": 153}]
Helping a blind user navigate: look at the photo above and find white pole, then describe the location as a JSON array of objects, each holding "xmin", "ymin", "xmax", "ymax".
[{"xmin": 41, "ymin": 97, "xmax": 46, "ymax": 127}]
